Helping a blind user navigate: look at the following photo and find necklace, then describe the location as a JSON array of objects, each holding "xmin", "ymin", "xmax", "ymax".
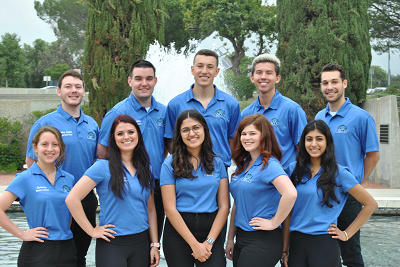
[{"xmin": 37, "ymin": 163, "xmax": 56, "ymax": 175}]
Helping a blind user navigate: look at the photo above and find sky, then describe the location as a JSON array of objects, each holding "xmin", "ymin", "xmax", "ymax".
[{"xmin": 1, "ymin": 0, "xmax": 399, "ymax": 76}]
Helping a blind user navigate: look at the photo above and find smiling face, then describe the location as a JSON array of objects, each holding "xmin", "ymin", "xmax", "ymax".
[
  {"xmin": 305, "ymin": 129, "xmax": 327, "ymax": 159},
  {"xmin": 191, "ymin": 55, "xmax": 220, "ymax": 89},
  {"xmin": 128, "ymin": 67, "xmax": 157, "ymax": 104},
  {"xmin": 34, "ymin": 132, "xmax": 61, "ymax": 166},
  {"xmin": 240, "ymin": 124, "xmax": 262, "ymax": 155},
  {"xmin": 180, "ymin": 117, "xmax": 205, "ymax": 153},
  {"xmin": 250, "ymin": 62, "xmax": 281, "ymax": 96},
  {"xmin": 114, "ymin": 122, "xmax": 139, "ymax": 153},
  {"xmin": 57, "ymin": 76, "xmax": 85, "ymax": 107},
  {"xmin": 320, "ymin": 70, "xmax": 347, "ymax": 104}
]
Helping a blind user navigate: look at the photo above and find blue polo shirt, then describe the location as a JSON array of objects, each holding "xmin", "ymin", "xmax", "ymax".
[
  {"xmin": 160, "ymin": 155, "xmax": 227, "ymax": 213},
  {"xmin": 241, "ymin": 91, "xmax": 307, "ymax": 169},
  {"xmin": 26, "ymin": 105, "xmax": 99, "ymax": 184},
  {"xmin": 6, "ymin": 163, "xmax": 74, "ymax": 240},
  {"xmin": 164, "ymin": 84, "xmax": 241, "ymax": 167},
  {"xmin": 84, "ymin": 159, "xmax": 151, "ymax": 236},
  {"xmin": 315, "ymin": 98, "xmax": 379, "ymax": 183},
  {"xmin": 286, "ymin": 162, "xmax": 358, "ymax": 235},
  {"xmin": 99, "ymin": 93, "xmax": 166, "ymax": 180},
  {"xmin": 229, "ymin": 155, "xmax": 288, "ymax": 232}
]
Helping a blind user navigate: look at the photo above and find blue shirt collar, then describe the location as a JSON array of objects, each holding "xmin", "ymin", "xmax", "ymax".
[
  {"xmin": 323, "ymin": 97, "xmax": 352, "ymax": 118},
  {"xmin": 30, "ymin": 162, "xmax": 65, "ymax": 181},
  {"xmin": 186, "ymin": 84, "xmax": 225, "ymax": 102},
  {"xmin": 57, "ymin": 105, "xmax": 88, "ymax": 123},
  {"xmin": 128, "ymin": 92, "xmax": 159, "ymax": 112},
  {"xmin": 255, "ymin": 90, "xmax": 282, "ymax": 111}
]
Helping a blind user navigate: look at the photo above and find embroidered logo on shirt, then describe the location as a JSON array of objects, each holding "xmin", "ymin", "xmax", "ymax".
[
  {"xmin": 136, "ymin": 120, "xmax": 142, "ymax": 126},
  {"xmin": 87, "ymin": 130, "xmax": 96, "ymax": 140},
  {"xmin": 36, "ymin": 186, "xmax": 49, "ymax": 192},
  {"xmin": 62, "ymin": 184, "xmax": 71, "ymax": 192},
  {"xmin": 156, "ymin": 117, "xmax": 164, "ymax": 127},
  {"xmin": 60, "ymin": 130, "xmax": 73, "ymax": 137},
  {"xmin": 231, "ymin": 175, "xmax": 238, "ymax": 181},
  {"xmin": 336, "ymin": 125, "xmax": 348, "ymax": 133},
  {"xmin": 270, "ymin": 118, "xmax": 279, "ymax": 126},
  {"xmin": 241, "ymin": 173, "xmax": 253, "ymax": 183},
  {"xmin": 214, "ymin": 109, "xmax": 226, "ymax": 118},
  {"xmin": 204, "ymin": 171, "xmax": 217, "ymax": 177}
]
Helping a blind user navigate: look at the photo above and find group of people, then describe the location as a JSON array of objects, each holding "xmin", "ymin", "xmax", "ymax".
[{"xmin": 0, "ymin": 49, "xmax": 380, "ymax": 267}]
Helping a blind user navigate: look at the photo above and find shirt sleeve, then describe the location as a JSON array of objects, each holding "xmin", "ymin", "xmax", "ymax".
[
  {"xmin": 261, "ymin": 159, "xmax": 287, "ymax": 184},
  {"xmin": 83, "ymin": 160, "xmax": 107, "ymax": 185},
  {"xmin": 160, "ymin": 157, "xmax": 176, "ymax": 186},
  {"xmin": 228, "ymin": 102, "xmax": 241, "ymax": 139},
  {"xmin": 98, "ymin": 111, "xmax": 119, "ymax": 147},
  {"xmin": 6, "ymin": 173, "xmax": 26, "ymax": 201},
  {"xmin": 164, "ymin": 102, "xmax": 177, "ymax": 139},
  {"xmin": 289, "ymin": 106, "xmax": 307, "ymax": 146},
  {"xmin": 216, "ymin": 157, "xmax": 228, "ymax": 180},
  {"xmin": 337, "ymin": 166, "xmax": 359, "ymax": 193},
  {"xmin": 361, "ymin": 114, "xmax": 379, "ymax": 153}
]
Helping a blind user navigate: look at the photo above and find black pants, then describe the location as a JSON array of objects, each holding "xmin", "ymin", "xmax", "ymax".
[
  {"xmin": 70, "ymin": 190, "xmax": 97, "ymax": 267},
  {"xmin": 154, "ymin": 179, "xmax": 165, "ymax": 241},
  {"xmin": 337, "ymin": 194, "xmax": 364, "ymax": 267},
  {"xmin": 18, "ymin": 238, "xmax": 77, "ymax": 267},
  {"xmin": 288, "ymin": 231, "xmax": 341, "ymax": 267},
  {"xmin": 233, "ymin": 227, "xmax": 282, "ymax": 267},
  {"xmin": 96, "ymin": 230, "xmax": 150, "ymax": 267},
  {"xmin": 163, "ymin": 210, "xmax": 225, "ymax": 267}
]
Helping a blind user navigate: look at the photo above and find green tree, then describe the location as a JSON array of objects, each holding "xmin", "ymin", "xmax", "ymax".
[
  {"xmin": 183, "ymin": 0, "xmax": 276, "ymax": 76},
  {"xmin": 23, "ymin": 39, "xmax": 48, "ymax": 88},
  {"xmin": 276, "ymin": 0, "xmax": 371, "ymax": 119},
  {"xmin": 391, "ymin": 74, "xmax": 400, "ymax": 84},
  {"xmin": 0, "ymin": 33, "xmax": 26, "ymax": 88},
  {"xmin": 368, "ymin": 65, "xmax": 388, "ymax": 88},
  {"xmin": 83, "ymin": 0, "xmax": 166, "ymax": 124},
  {"xmin": 223, "ymin": 56, "xmax": 255, "ymax": 100},
  {"xmin": 44, "ymin": 62, "xmax": 70, "ymax": 81},
  {"xmin": 369, "ymin": 0, "xmax": 400, "ymax": 53},
  {"xmin": 34, "ymin": 0, "xmax": 88, "ymax": 65}
]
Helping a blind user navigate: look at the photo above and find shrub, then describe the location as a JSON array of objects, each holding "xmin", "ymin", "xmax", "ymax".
[{"xmin": 0, "ymin": 118, "xmax": 25, "ymax": 172}]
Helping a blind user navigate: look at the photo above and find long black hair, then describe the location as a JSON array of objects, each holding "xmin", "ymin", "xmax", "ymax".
[
  {"xmin": 171, "ymin": 109, "xmax": 216, "ymax": 179},
  {"xmin": 106, "ymin": 115, "xmax": 153, "ymax": 199},
  {"xmin": 291, "ymin": 120, "xmax": 340, "ymax": 208}
]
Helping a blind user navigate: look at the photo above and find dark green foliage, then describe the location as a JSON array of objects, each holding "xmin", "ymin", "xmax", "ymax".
[
  {"xmin": 83, "ymin": 0, "xmax": 166, "ymax": 124},
  {"xmin": 44, "ymin": 63, "xmax": 70, "ymax": 81},
  {"xmin": 23, "ymin": 39, "xmax": 48, "ymax": 88},
  {"xmin": 0, "ymin": 33, "xmax": 26, "ymax": 88},
  {"xmin": 367, "ymin": 65, "xmax": 388, "ymax": 88},
  {"xmin": 224, "ymin": 56, "xmax": 255, "ymax": 101},
  {"xmin": 0, "ymin": 118, "xmax": 25, "ymax": 172},
  {"xmin": 369, "ymin": 0, "xmax": 400, "ymax": 53},
  {"xmin": 276, "ymin": 0, "xmax": 371, "ymax": 119}
]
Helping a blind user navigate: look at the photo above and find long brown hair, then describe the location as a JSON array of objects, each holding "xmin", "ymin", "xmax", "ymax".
[{"xmin": 232, "ymin": 114, "xmax": 282, "ymax": 176}]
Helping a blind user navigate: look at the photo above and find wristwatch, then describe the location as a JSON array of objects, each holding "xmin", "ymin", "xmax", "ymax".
[
  {"xmin": 206, "ymin": 237, "xmax": 214, "ymax": 245},
  {"xmin": 150, "ymin": 243, "xmax": 161, "ymax": 249}
]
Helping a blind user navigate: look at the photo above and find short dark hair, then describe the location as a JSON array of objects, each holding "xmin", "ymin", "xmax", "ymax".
[
  {"xmin": 129, "ymin": 60, "xmax": 156, "ymax": 78},
  {"xmin": 321, "ymin": 64, "xmax": 346, "ymax": 82},
  {"xmin": 58, "ymin": 70, "xmax": 83, "ymax": 88},
  {"xmin": 193, "ymin": 49, "xmax": 219, "ymax": 67}
]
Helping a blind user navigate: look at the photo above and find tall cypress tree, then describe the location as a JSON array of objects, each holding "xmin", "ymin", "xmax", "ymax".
[
  {"xmin": 276, "ymin": 0, "xmax": 371, "ymax": 119},
  {"xmin": 84, "ymin": 0, "xmax": 165, "ymax": 123}
]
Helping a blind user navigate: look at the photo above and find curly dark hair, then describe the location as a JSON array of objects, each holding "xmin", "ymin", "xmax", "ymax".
[
  {"xmin": 171, "ymin": 109, "xmax": 216, "ymax": 179},
  {"xmin": 105, "ymin": 115, "xmax": 153, "ymax": 199},
  {"xmin": 291, "ymin": 120, "xmax": 340, "ymax": 208},
  {"xmin": 232, "ymin": 114, "xmax": 282, "ymax": 176}
]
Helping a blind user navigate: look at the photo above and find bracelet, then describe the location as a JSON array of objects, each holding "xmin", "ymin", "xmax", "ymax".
[
  {"xmin": 343, "ymin": 231, "xmax": 349, "ymax": 241},
  {"xmin": 282, "ymin": 251, "xmax": 289, "ymax": 256},
  {"xmin": 150, "ymin": 243, "xmax": 161, "ymax": 249}
]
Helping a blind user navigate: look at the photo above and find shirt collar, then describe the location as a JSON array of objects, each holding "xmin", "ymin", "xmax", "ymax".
[
  {"xmin": 186, "ymin": 84, "xmax": 224, "ymax": 102},
  {"xmin": 30, "ymin": 162, "xmax": 65, "ymax": 180},
  {"xmin": 128, "ymin": 93, "xmax": 159, "ymax": 112},
  {"xmin": 255, "ymin": 90, "xmax": 282, "ymax": 111},
  {"xmin": 323, "ymin": 97, "xmax": 352, "ymax": 118},
  {"xmin": 57, "ymin": 105, "xmax": 88, "ymax": 123}
]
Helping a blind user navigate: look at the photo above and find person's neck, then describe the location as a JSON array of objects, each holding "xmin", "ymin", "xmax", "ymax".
[
  {"xmin": 309, "ymin": 157, "xmax": 321, "ymax": 177},
  {"xmin": 192, "ymin": 83, "xmax": 215, "ymax": 100},
  {"xmin": 328, "ymin": 97, "xmax": 346, "ymax": 113},
  {"xmin": 249, "ymin": 151, "xmax": 260, "ymax": 164},
  {"xmin": 133, "ymin": 93, "xmax": 152, "ymax": 108},
  {"xmin": 258, "ymin": 89, "xmax": 276, "ymax": 109},
  {"xmin": 36, "ymin": 160, "xmax": 56, "ymax": 174},
  {"xmin": 61, "ymin": 103, "xmax": 81, "ymax": 117},
  {"xmin": 121, "ymin": 152, "xmax": 133, "ymax": 167}
]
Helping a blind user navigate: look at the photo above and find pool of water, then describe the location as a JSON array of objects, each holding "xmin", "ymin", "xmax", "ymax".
[{"xmin": 1, "ymin": 213, "xmax": 399, "ymax": 266}]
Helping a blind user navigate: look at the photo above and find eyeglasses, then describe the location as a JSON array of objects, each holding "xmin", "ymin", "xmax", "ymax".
[{"xmin": 180, "ymin": 125, "xmax": 203, "ymax": 135}]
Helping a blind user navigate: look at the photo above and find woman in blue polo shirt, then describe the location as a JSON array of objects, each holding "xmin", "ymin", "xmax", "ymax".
[
  {"xmin": 66, "ymin": 115, "xmax": 159, "ymax": 267},
  {"xmin": 282, "ymin": 120, "xmax": 377, "ymax": 267},
  {"xmin": 0, "ymin": 126, "xmax": 76, "ymax": 266},
  {"xmin": 160, "ymin": 109, "xmax": 230, "ymax": 266},
  {"xmin": 225, "ymin": 114, "xmax": 297, "ymax": 267}
]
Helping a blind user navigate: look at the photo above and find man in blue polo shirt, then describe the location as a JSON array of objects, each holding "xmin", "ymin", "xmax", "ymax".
[
  {"xmin": 26, "ymin": 70, "xmax": 99, "ymax": 267},
  {"xmin": 165, "ymin": 49, "xmax": 241, "ymax": 167},
  {"xmin": 97, "ymin": 60, "xmax": 167, "ymax": 242},
  {"xmin": 315, "ymin": 64, "xmax": 380, "ymax": 267},
  {"xmin": 241, "ymin": 54, "xmax": 307, "ymax": 169}
]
